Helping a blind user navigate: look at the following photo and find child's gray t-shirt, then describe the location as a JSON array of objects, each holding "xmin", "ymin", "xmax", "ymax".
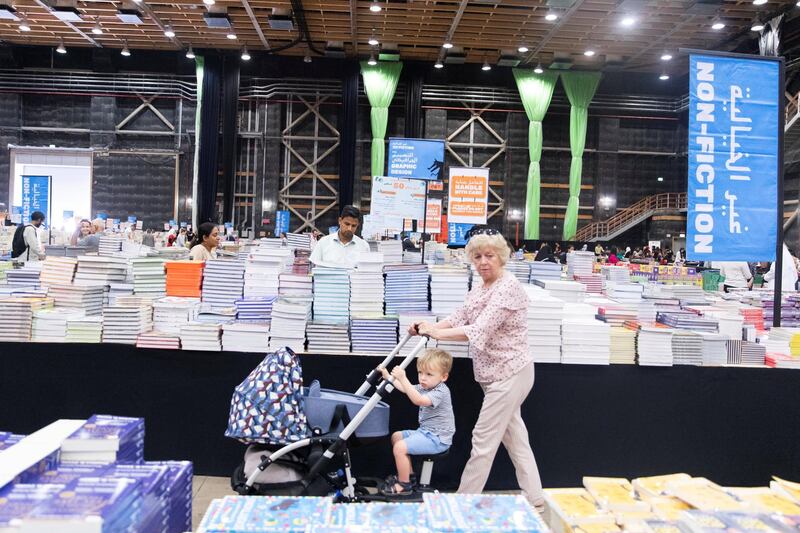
[{"xmin": 414, "ymin": 383, "xmax": 455, "ymax": 445}]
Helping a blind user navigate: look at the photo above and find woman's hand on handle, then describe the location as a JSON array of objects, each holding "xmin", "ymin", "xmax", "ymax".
[
  {"xmin": 417, "ymin": 322, "xmax": 437, "ymax": 339},
  {"xmin": 408, "ymin": 322, "xmax": 421, "ymax": 336}
]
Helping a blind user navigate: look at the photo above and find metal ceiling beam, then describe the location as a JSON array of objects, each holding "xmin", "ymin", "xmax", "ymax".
[
  {"xmin": 241, "ymin": 0, "xmax": 271, "ymax": 50},
  {"xmin": 32, "ymin": 0, "xmax": 101, "ymax": 47},
  {"xmin": 137, "ymin": 0, "xmax": 184, "ymax": 49},
  {"xmin": 523, "ymin": 0, "xmax": 587, "ymax": 65},
  {"xmin": 349, "ymin": 0, "xmax": 358, "ymax": 55},
  {"xmin": 436, "ymin": 0, "xmax": 469, "ymax": 64}
]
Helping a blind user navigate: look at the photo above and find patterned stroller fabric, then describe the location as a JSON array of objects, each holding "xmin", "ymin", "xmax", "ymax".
[{"xmin": 225, "ymin": 347, "xmax": 310, "ymax": 444}]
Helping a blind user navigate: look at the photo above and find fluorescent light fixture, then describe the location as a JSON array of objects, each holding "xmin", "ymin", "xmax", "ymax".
[
  {"xmin": 657, "ymin": 176, "xmax": 664, "ymax": 182},
  {"xmin": 518, "ymin": 45, "xmax": 528, "ymax": 53},
  {"xmin": 368, "ymin": 36, "xmax": 379, "ymax": 46},
  {"xmin": 164, "ymin": 24, "xmax": 175, "ymax": 38},
  {"xmin": 121, "ymin": 42, "xmax": 131, "ymax": 56},
  {"xmin": 534, "ymin": 63, "xmax": 544, "ymax": 74},
  {"xmin": 226, "ymin": 31, "xmax": 237, "ymax": 39},
  {"xmin": 751, "ymin": 19, "xmax": 764, "ymax": 32},
  {"xmin": 186, "ymin": 46, "xmax": 195, "ymax": 59},
  {"xmin": 711, "ymin": 19, "xmax": 725, "ymax": 30},
  {"xmin": 19, "ymin": 18, "xmax": 30, "ymax": 31},
  {"xmin": 241, "ymin": 46, "xmax": 250, "ymax": 60},
  {"xmin": 545, "ymin": 11, "xmax": 558, "ymax": 21},
  {"xmin": 481, "ymin": 61, "xmax": 491, "ymax": 71},
  {"xmin": 679, "ymin": 233, "xmax": 685, "ymax": 238},
  {"xmin": 442, "ymin": 41, "xmax": 453, "ymax": 49},
  {"xmin": 661, "ymin": 53, "xmax": 672, "ymax": 61},
  {"xmin": 203, "ymin": 0, "xmax": 214, "ymax": 5},
  {"xmin": 753, "ymin": 0, "xmax": 767, "ymax": 4},
  {"xmin": 659, "ymin": 73, "xmax": 670, "ymax": 80},
  {"xmin": 621, "ymin": 16, "xmax": 636, "ymax": 27},
  {"xmin": 367, "ymin": 53, "xmax": 377, "ymax": 66},
  {"xmin": 666, "ymin": 233, "xmax": 671, "ymax": 237},
  {"xmin": 56, "ymin": 40, "xmax": 66, "ymax": 54},
  {"xmin": 369, "ymin": 3, "xmax": 381, "ymax": 12},
  {"xmin": 92, "ymin": 20, "xmax": 103, "ymax": 34},
  {"xmin": 434, "ymin": 61, "xmax": 443, "ymax": 69},
  {"xmin": 584, "ymin": 49, "xmax": 595, "ymax": 57},
  {"xmin": 304, "ymin": 54, "xmax": 311, "ymax": 63}
]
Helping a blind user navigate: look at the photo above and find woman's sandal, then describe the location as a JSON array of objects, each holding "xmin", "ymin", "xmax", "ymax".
[{"xmin": 380, "ymin": 480, "xmax": 415, "ymax": 497}]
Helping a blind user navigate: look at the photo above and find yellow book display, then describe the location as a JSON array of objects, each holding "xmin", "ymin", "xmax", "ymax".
[
  {"xmin": 729, "ymin": 487, "xmax": 800, "ymax": 515},
  {"xmin": 771, "ymin": 477, "xmax": 800, "ymax": 503},
  {"xmin": 632, "ymin": 474, "xmax": 692, "ymax": 500},
  {"xmin": 583, "ymin": 477, "xmax": 650, "ymax": 512},
  {"xmin": 544, "ymin": 488, "xmax": 616, "ymax": 527},
  {"xmin": 666, "ymin": 477, "xmax": 745, "ymax": 512},
  {"xmin": 648, "ymin": 497, "xmax": 692, "ymax": 521}
]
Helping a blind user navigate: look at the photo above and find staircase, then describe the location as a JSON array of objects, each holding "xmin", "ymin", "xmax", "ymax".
[{"xmin": 574, "ymin": 192, "xmax": 687, "ymax": 242}]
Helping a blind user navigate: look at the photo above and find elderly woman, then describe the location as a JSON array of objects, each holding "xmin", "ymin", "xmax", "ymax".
[{"xmin": 409, "ymin": 228, "xmax": 543, "ymax": 511}]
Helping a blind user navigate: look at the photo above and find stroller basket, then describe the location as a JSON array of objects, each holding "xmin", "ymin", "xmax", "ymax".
[{"xmin": 304, "ymin": 385, "xmax": 390, "ymax": 439}]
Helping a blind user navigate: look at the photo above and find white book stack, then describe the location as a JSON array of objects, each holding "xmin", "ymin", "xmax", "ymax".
[
  {"xmin": 32, "ymin": 307, "xmax": 85, "ymax": 342},
  {"xmin": 523, "ymin": 285, "xmax": 563, "ymax": 364},
  {"xmin": 269, "ymin": 298, "xmax": 311, "ymax": 352},
  {"xmin": 610, "ymin": 327, "xmax": 637, "ymax": 364},
  {"xmin": 223, "ymin": 322, "xmax": 270, "ymax": 353},
  {"xmin": 286, "ymin": 232, "xmax": 312, "ymax": 251},
  {"xmin": 637, "ymin": 326, "xmax": 674, "ymax": 366},
  {"xmin": 130, "ymin": 257, "xmax": 166, "ymax": 299},
  {"xmin": 244, "ymin": 247, "xmax": 291, "ymax": 299},
  {"xmin": 306, "ymin": 321, "xmax": 351, "ymax": 353},
  {"xmin": 201, "ymin": 259, "xmax": 246, "ymax": 309},
  {"xmin": 279, "ymin": 273, "xmax": 313, "ymax": 305},
  {"xmin": 529, "ymin": 262, "xmax": 562, "ymax": 282},
  {"xmin": 180, "ymin": 323, "xmax": 223, "ymax": 351},
  {"xmin": 0, "ymin": 297, "xmax": 53, "ymax": 341},
  {"xmin": 102, "ymin": 304, "xmax": 153, "ymax": 344},
  {"xmin": 601, "ymin": 265, "xmax": 630, "ymax": 283},
  {"xmin": 195, "ymin": 305, "xmax": 236, "ymax": 326},
  {"xmin": 136, "ymin": 330, "xmax": 181, "ymax": 350},
  {"xmin": 716, "ymin": 314, "xmax": 744, "ymax": 340},
  {"xmin": 257, "ymin": 238, "xmax": 284, "ymax": 250},
  {"xmin": 699, "ymin": 332, "xmax": 729, "ymax": 366},
  {"xmin": 47, "ymin": 284, "xmax": 105, "ymax": 315},
  {"xmin": 60, "ymin": 414, "xmax": 145, "ymax": 464},
  {"xmin": 74, "ymin": 256, "xmax": 129, "ymax": 286},
  {"xmin": 430, "ymin": 265, "xmax": 470, "ymax": 316},
  {"xmin": 535, "ymin": 279, "xmax": 586, "ymax": 303},
  {"xmin": 378, "ymin": 240, "xmax": 403, "ymax": 264},
  {"xmin": 637, "ymin": 300, "xmax": 657, "ymax": 324},
  {"xmin": 39, "ymin": 257, "xmax": 78, "ymax": 287},
  {"xmin": 662, "ymin": 284, "xmax": 707, "ymax": 306},
  {"xmin": 506, "ymin": 260, "xmax": 531, "ymax": 283},
  {"xmin": 108, "ymin": 283, "xmax": 134, "ymax": 306},
  {"xmin": 671, "ymin": 330, "xmax": 703, "ymax": 366},
  {"xmin": 350, "ymin": 268, "xmax": 385, "ymax": 316},
  {"xmin": 6, "ymin": 263, "xmax": 41, "ymax": 288},
  {"xmin": 153, "ymin": 296, "xmax": 200, "ymax": 334},
  {"xmin": 98, "ymin": 234, "xmax": 124, "ymax": 256},
  {"xmin": 398, "ymin": 313, "xmax": 434, "ymax": 356},
  {"xmin": 574, "ymin": 274, "xmax": 603, "ymax": 294},
  {"xmin": 566, "ymin": 251, "xmax": 595, "ymax": 277},
  {"xmin": 434, "ymin": 315, "xmax": 470, "ymax": 359},
  {"xmin": 561, "ymin": 319, "xmax": 610, "ymax": 364},
  {"xmin": 65, "ymin": 315, "xmax": 103, "ymax": 343},
  {"xmin": 764, "ymin": 327, "xmax": 800, "ymax": 355},
  {"xmin": 606, "ymin": 282, "xmax": 643, "ymax": 303},
  {"xmin": 312, "ymin": 266, "xmax": 351, "ymax": 323}
]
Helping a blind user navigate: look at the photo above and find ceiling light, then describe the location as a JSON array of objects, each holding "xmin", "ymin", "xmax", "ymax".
[
  {"xmin": 367, "ymin": 53, "xmax": 377, "ymax": 66},
  {"xmin": 657, "ymin": 176, "xmax": 664, "ymax": 182},
  {"xmin": 56, "ymin": 40, "xmax": 66, "ymax": 54},
  {"xmin": 202, "ymin": 0, "xmax": 213, "ymax": 4},
  {"xmin": 303, "ymin": 54, "xmax": 311, "ymax": 63},
  {"xmin": 711, "ymin": 19, "xmax": 725, "ymax": 30},
  {"xmin": 751, "ymin": 19, "xmax": 765, "ymax": 32},
  {"xmin": 369, "ymin": 3, "xmax": 381, "ymax": 12},
  {"xmin": 186, "ymin": 46, "xmax": 195, "ymax": 59},
  {"xmin": 659, "ymin": 73, "xmax": 670, "ymax": 80},
  {"xmin": 18, "ymin": 18, "xmax": 30, "ymax": 31},
  {"xmin": 753, "ymin": 0, "xmax": 767, "ymax": 4},
  {"xmin": 661, "ymin": 53, "xmax": 672, "ymax": 61},
  {"xmin": 442, "ymin": 41, "xmax": 453, "ymax": 49},
  {"xmin": 545, "ymin": 12, "xmax": 558, "ymax": 21},
  {"xmin": 121, "ymin": 42, "xmax": 131, "ymax": 56},
  {"xmin": 91, "ymin": 21, "xmax": 103, "ymax": 34},
  {"xmin": 226, "ymin": 31, "xmax": 237, "ymax": 39},
  {"xmin": 164, "ymin": 24, "xmax": 175, "ymax": 38},
  {"xmin": 679, "ymin": 233, "xmax": 685, "ymax": 238},
  {"xmin": 481, "ymin": 61, "xmax": 491, "ymax": 71},
  {"xmin": 518, "ymin": 45, "xmax": 529, "ymax": 53},
  {"xmin": 584, "ymin": 49, "xmax": 595, "ymax": 57},
  {"xmin": 368, "ymin": 36, "xmax": 379, "ymax": 46},
  {"xmin": 534, "ymin": 63, "xmax": 544, "ymax": 74},
  {"xmin": 241, "ymin": 46, "xmax": 250, "ymax": 60},
  {"xmin": 434, "ymin": 61, "xmax": 443, "ymax": 69},
  {"xmin": 620, "ymin": 16, "xmax": 636, "ymax": 27}
]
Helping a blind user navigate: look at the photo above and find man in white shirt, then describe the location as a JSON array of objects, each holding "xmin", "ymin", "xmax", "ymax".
[
  {"xmin": 712, "ymin": 261, "xmax": 752, "ymax": 292},
  {"xmin": 15, "ymin": 211, "xmax": 46, "ymax": 263},
  {"xmin": 764, "ymin": 243, "xmax": 799, "ymax": 292},
  {"xmin": 310, "ymin": 205, "xmax": 370, "ymax": 268}
]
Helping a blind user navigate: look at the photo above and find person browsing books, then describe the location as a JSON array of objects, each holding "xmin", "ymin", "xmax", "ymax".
[
  {"xmin": 408, "ymin": 227, "xmax": 544, "ymax": 512},
  {"xmin": 309, "ymin": 205, "xmax": 370, "ymax": 268},
  {"xmin": 377, "ymin": 348, "xmax": 455, "ymax": 496},
  {"xmin": 12, "ymin": 211, "xmax": 46, "ymax": 263},
  {"xmin": 189, "ymin": 222, "xmax": 220, "ymax": 261}
]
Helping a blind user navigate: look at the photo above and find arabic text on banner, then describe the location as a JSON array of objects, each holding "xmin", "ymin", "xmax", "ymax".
[
  {"xmin": 370, "ymin": 176, "xmax": 427, "ymax": 221},
  {"xmin": 688, "ymin": 54, "xmax": 779, "ymax": 261},
  {"xmin": 447, "ymin": 167, "xmax": 489, "ymax": 224},
  {"xmin": 21, "ymin": 175, "xmax": 50, "ymax": 228},
  {"xmin": 388, "ymin": 138, "xmax": 445, "ymax": 181}
]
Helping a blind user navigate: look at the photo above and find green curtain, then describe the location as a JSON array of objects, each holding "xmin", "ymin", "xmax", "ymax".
[
  {"xmin": 512, "ymin": 69, "xmax": 559, "ymax": 239},
  {"xmin": 561, "ymin": 71, "xmax": 601, "ymax": 240},
  {"xmin": 192, "ymin": 56, "xmax": 204, "ymax": 228},
  {"xmin": 360, "ymin": 61, "xmax": 403, "ymax": 178}
]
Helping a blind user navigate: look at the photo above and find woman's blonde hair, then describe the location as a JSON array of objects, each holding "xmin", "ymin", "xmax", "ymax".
[{"xmin": 465, "ymin": 233, "xmax": 511, "ymax": 266}]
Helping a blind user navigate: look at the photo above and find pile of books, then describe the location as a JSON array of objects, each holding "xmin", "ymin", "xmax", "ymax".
[
  {"xmin": 222, "ymin": 322, "xmax": 269, "ymax": 352},
  {"xmin": 269, "ymin": 298, "xmax": 311, "ymax": 352},
  {"xmin": 398, "ymin": 313, "xmax": 434, "ymax": 357},
  {"xmin": 657, "ymin": 311, "xmax": 718, "ymax": 332},
  {"xmin": 286, "ymin": 232, "xmax": 312, "ymax": 250},
  {"xmin": 39, "ymin": 257, "xmax": 77, "ymax": 286},
  {"xmin": 65, "ymin": 315, "xmax": 103, "ymax": 343},
  {"xmin": 61, "ymin": 414, "xmax": 145, "ymax": 464},
  {"xmin": 235, "ymin": 296, "xmax": 276, "ymax": 323},
  {"xmin": 636, "ymin": 326, "xmax": 674, "ymax": 366},
  {"xmin": 524, "ymin": 285, "xmax": 563, "ymax": 364},
  {"xmin": 98, "ymin": 234, "xmax": 124, "ymax": 255},
  {"xmin": 377, "ymin": 239, "xmax": 403, "ymax": 264},
  {"xmin": 48, "ymin": 283, "xmax": 104, "ymax": 315},
  {"xmin": 566, "ymin": 251, "xmax": 595, "ymax": 277},
  {"xmin": 601, "ymin": 265, "xmax": 631, "ymax": 283},
  {"xmin": 506, "ymin": 260, "xmax": 531, "ymax": 283},
  {"xmin": 350, "ymin": 253, "xmax": 385, "ymax": 316},
  {"xmin": 529, "ymin": 261, "xmax": 562, "ymax": 282},
  {"xmin": 201, "ymin": 259, "xmax": 246, "ymax": 308},
  {"xmin": 165, "ymin": 260, "xmax": 204, "ymax": 298},
  {"xmin": 130, "ymin": 257, "xmax": 166, "ymax": 299},
  {"xmin": 136, "ymin": 330, "xmax": 181, "ymax": 350},
  {"xmin": 108, "ymin": 282, "xmax": 134, "ymax": 305},
  {"xmin": 384, "ymin": 264, "xmax": 429, "ymax": 315},
  {"xmin": 244, "ymin": 247, "xmax": 290, "ymax": 298},
  {"xmin": 561, "ymin": 319, "xmax": 610, "ymax": 364},
  {"xmin": 6, "ymin": 263, "xmax": 42, "ymax": 288},
  {"xmin": 699, "ymin": 332, "xmax": 728, "ymax": 366},
  {"xmin": 152, "ymin": 296, "xmax": 201, "ymax": 334},
  {"xmin": 312, "ymin": 266, "xmax": 351, "ymax": 322},
  {"xmin": 534, "ymin": 279, "xmax": 586, "ymax": 303},
  {"xmin": 306, "ymin": 321, "xmax": 351, "ymax": 353},
  {"xmin": 279, "ymin": 272, "xmax": 313, "ymax": 305},
  {"xmin": 609, "ymin": 327, "xmax": 637, "ymax": 364},
  {"xmin": 430, "ymin": 265, "xmax": 470, "ymax": 316},
  {"xmin": 351, "ymin": 315, "xmax": 399, "ymax": 354},
  {"xmin": 101, "ymin": 303, "xmax": 153, "ymax": 344},
  {"xmin": 606, "ymin": 282, "xmax": 644, "ymax": 303},
  {"xmin": 74, "ymin": 256, "xmax": 128, "ymax": 286},
  {"xmin": 32, "ymin": 307, "xmax": 85, "ymax": 342},
  {"xmin": 574, "ymin": 273, "xmax": 603, "ymax": 294},
  {"xmin": 0, "ymin": 296, "xmax": 54, "ymax": 341},
  {"xmin": 671, "ymin": 330, "xmax": 703, "ymax": 366},
  {"xmin": 180, "ymin": 323, "xmax": 223, "ymax": 351}
]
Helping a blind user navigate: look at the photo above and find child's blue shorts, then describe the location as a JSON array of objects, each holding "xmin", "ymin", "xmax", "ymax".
[{"xmin": 400, "ymin": 429, "xmax": 450, "ymax": 455}]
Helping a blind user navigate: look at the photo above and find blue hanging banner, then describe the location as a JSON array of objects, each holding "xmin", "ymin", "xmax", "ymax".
[
  {"xmin": 275, "ymin": 210, "xmax": 290, "ymax": 235},
  {"xmin": 687, "ymin": 53, "xmax": 780, "ymax": 261},
  {"xmin": 21, "ymin": 175, "xmax": 50, "ymax": 228},
  {"xmin": 388, "ymin": 138, "xmax": 445, "ymax": 181},
  {"xmin": 447, "ymin": 222, "xmax": 474, "ymax": 246}
]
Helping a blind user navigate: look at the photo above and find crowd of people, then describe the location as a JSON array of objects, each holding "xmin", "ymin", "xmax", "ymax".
[{"xmin": 521, "ymin": 241, "xmax": 685, "ymax": 266}]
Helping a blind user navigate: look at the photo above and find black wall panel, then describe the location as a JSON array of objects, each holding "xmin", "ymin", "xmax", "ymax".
[
  {"xmin": 22, "ymin": 94, "xmax": 90, "ymax": 129},
  {"xmin": 0, "ymin": 94, "xmax": 20, "ymax": 210},
  {"xmin": 90, "ymin": 96, "xmax": 115, "ymax": 148}
]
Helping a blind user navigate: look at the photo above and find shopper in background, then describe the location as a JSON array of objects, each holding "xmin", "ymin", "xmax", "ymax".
[
  {"xmin": 189, "ymin": 222, "xmax": 220, "ymax": 261},
  {"xmin": 309, "ymin": 205, "xmax": 370, "ymax": 268},
  {"xmin": 607, "ymin": 246, "xmax": 620, "ymax": 265},
  {"xmin": 763, "ymin": 243, "xmax": 799, "ymax": 292},
  {"xmin": 594, "ymin": 243, "xmax": 604, "ymax": 256},
  {"xmin": 176, "ymin": 227, "xmax": 188, "ymax": 248},
  {"xmin": 534, "ymin": 243, "xmax": 557, "ymax": 263},
  {"xmin": 713, "ymin": 261, "xmax": 753, "ymax": 292},
  {"xmin": 142, "ymin": 229, "xmax": 156, "ymax": 248},
  {"xmin": 70, "ymin": 219, "xmax": 93, "ymax": 246},
  {"xmin": 408, "ymin": 228, "xmax": 544, "ymax": 512},
  {"xmin": 12, "ymin": 210, "xmax": 46, "ymax": 263}
]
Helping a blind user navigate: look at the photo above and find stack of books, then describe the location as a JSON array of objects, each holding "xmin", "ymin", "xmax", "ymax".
[
  {"xmin": 279, "ymin": 272, "xmax": 313, "ymax": 305},
  {"xmin": 0, "ymin": 260, "xmax": 12, "ymax": 282},
  {"xmin": 39, "ymin": 257, "xmax": 78, "ymax": 286},
  {"xmin": 32, "ymin": 307, "xmax": 84, "ymax": 342},
  {"xmin": 306, "ymin": 321, "xmax": 351, "ymax": 353},
  {"xmin": 350, "ymin": 253, "xmax": 385, "ymax": 316},
  {"xmin": 153, "ymin": 460, "xmax": 193, "ymax": 533},
  {"xmin": 268, "ymin": 298, "xmax": 311, "ymax": 352},
  {"xmin": 198, "ymin": 496, "xmax": 332, "ymax": 532},
  {"xmin": 350, "ymin": 315, "xmax": 399, "ymax": 354},
  {"xmin": 6, "ymin": 263, "xmax": 42, "ymax": 288},
  {"xmin": 566, "ymin": 251, "xmax": 595, "ymax": 277},
  {"xmin": 561, "ymin": 319, "xmax": 610, "ymax": 364},
  {"xmin": 244, "ymin": 247, "xmax": 291, "ymax": 298},
  {"xmin": 529, "ymin": 262, "xmax": 562, "ymax": 282},
  {"xmin": 235, "ymin": 296, "xmax": 276, "ymax": 323},
  {"xmin": 671, "ymin": 330, "xmax": 703, "ymax": 366},
  {"xmin": 74, "ymin": 256, "xmax": 128, "ymax": 286},
  {"xmin": 739, "ymin": 306, "xmax": 765, "ymax": 333},
  {"xmin": 108, "ymin": 282, "xmax": 135, "ymax": 305},
  {"xmin": 222, "ymin": 322, "xmax": 269, "ymax": 352},
  {"xmin": 384, "ymin": 264, "xmax": 429, "ymax": 315},
  {"xmin": 436, "ymin": 337, "xmax": 471, "ymax": 359},
  {"xmin": 601, "ymin": 265, "xmax": 631, "ymax": 283},
  {"xmin": 657, "ymin": 311, "xmax": 718, "ymax": 332},
  {"xmin": 201, "ymin": 259, "xmax": 246, "ymax": 309},
  {"xmin": 152, "ymin": 297, "xmax": 201, "ymax": 334},
  {"xmin": 102, "ymin": 303, "xmax": 153, "ymax": 344},
  {"xmin": 136, "ymin": 330, "xmax": 181, "ymax": 350},
  {"xmin": 0, "ymin": 296, "xmax": 53, "ymax": 341},
  {"xmin": 130, "ymin": 257, "xmax": 166, "ymax": 299},
  {"xmin": 636, "ymin": 326, "xmax": 674, "ymax": 366},
  {"xmin": 65, "ymin": 315, "xmax": 103, "ymax": 343},
  {"xmin": 524, "ymin": 285, "xmax": 563, "ymax": 364},
  {"xmin": 595, "ymin": 306, "xmax": 638, "ymax": 327},
  {"xmin": 606, "ymin": 282, "xmax": 644, "ymax": 303},
  {"xmin": 699, "ymin": 332, "xmax": 728, "ymax": 366},
  {"xmin": 609, "ymin": 327, "xmax": 637, "ymax": 364},
  {"xmin": 312, "ymin": 266, "xmax": 351, "ymax": 323},
  {"xmin": 47, "ymin": 283, "xmax": 104, "ymax": 315},
  {"xmin": 61, "ymin": 414, "xmax": 145, "ymax": 464},
  {"xmin": 574, "ymin": 273, "xmax": 603, "ymax": 294},
  {"xmin": 98, "ymin": 234, "xmax": 124, "ymax": 255},
  {"xmin": 425, "ymin": 493, "xmax": 547, "ymax": 533},
  {"xmin": 535, "ymin": 279, "xmax": 586, "ymax": 303},
  {"xmin": 506, "ymin": 260, "xmax": 531, "ymax": 283},
  {"xmin": 180, "ymin": 323, "xmax": 223, "ymax": 351},
  {"xmin": 165, "ymin": 260, "xmax": 204, "ymax": 298},
  {"xmin": 430, "ymin": 265, "xmax": 470, "ymax": 316},
  {"xmin": 398, "ymin": 313, "xmax": 434, "ymax": 356},
  {"xmin": 764, "ymin": 327, "xmax": 800, "ymax": 355},
  {"xmin": 377, "ymin": 240, "xmax": 403, "ymax": 264},
  {"xmin": 716, "ymin": 314, "xmax": 744, "ymax": 339},
  {"xmin": 286, "ymin": 232, "xmax": 312, "ymax": 250}
]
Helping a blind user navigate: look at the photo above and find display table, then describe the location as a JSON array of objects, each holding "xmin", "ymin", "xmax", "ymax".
[{"xmin": 1, "ymin": 342, "xmax": 799, "ymax": 490}]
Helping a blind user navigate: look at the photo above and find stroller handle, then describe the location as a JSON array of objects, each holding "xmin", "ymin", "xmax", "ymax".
[{"xmin": 355, "ymin": 332, "xmax": 420, "ymax": 396}]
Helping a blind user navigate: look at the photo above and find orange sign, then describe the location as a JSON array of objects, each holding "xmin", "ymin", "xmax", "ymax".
[
  {"xmin": 449, "ymin": 175, "xmax": 487, "ymax": 199},
  {"xmin": 447, "ymin": 167, "xmax": 489, "ymax": 224},
  {"xmin": 403, "ymin": 199, "xmax": 442, "ymax": 234}
]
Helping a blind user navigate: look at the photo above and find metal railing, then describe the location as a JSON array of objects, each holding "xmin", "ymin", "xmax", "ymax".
[{"xmin": 575, "ymin": 192, "xmax": 687, "ymax": 242}]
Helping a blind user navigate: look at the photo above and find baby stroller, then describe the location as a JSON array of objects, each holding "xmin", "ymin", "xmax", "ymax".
[{"xmin": 229, "ymin": 333, "xmax": 440, "ymax": 501}]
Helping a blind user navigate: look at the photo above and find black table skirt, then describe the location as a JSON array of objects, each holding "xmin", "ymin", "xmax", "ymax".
[{"xmin": 1, "ymin": 342, "xmax": 799, "ymax": 490}]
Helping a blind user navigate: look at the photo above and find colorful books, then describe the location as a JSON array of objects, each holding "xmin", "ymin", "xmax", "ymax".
[
  {"xmin": 198, "ymin": 496, "xmax": 332, "ymax": 532},
  {"xmin": 61, "ymin": 414, "xmax": 145, "ymax": 464},
  {"xmin": 165, "ymin": 260, "xmax": 205, "ymax": 298}
]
